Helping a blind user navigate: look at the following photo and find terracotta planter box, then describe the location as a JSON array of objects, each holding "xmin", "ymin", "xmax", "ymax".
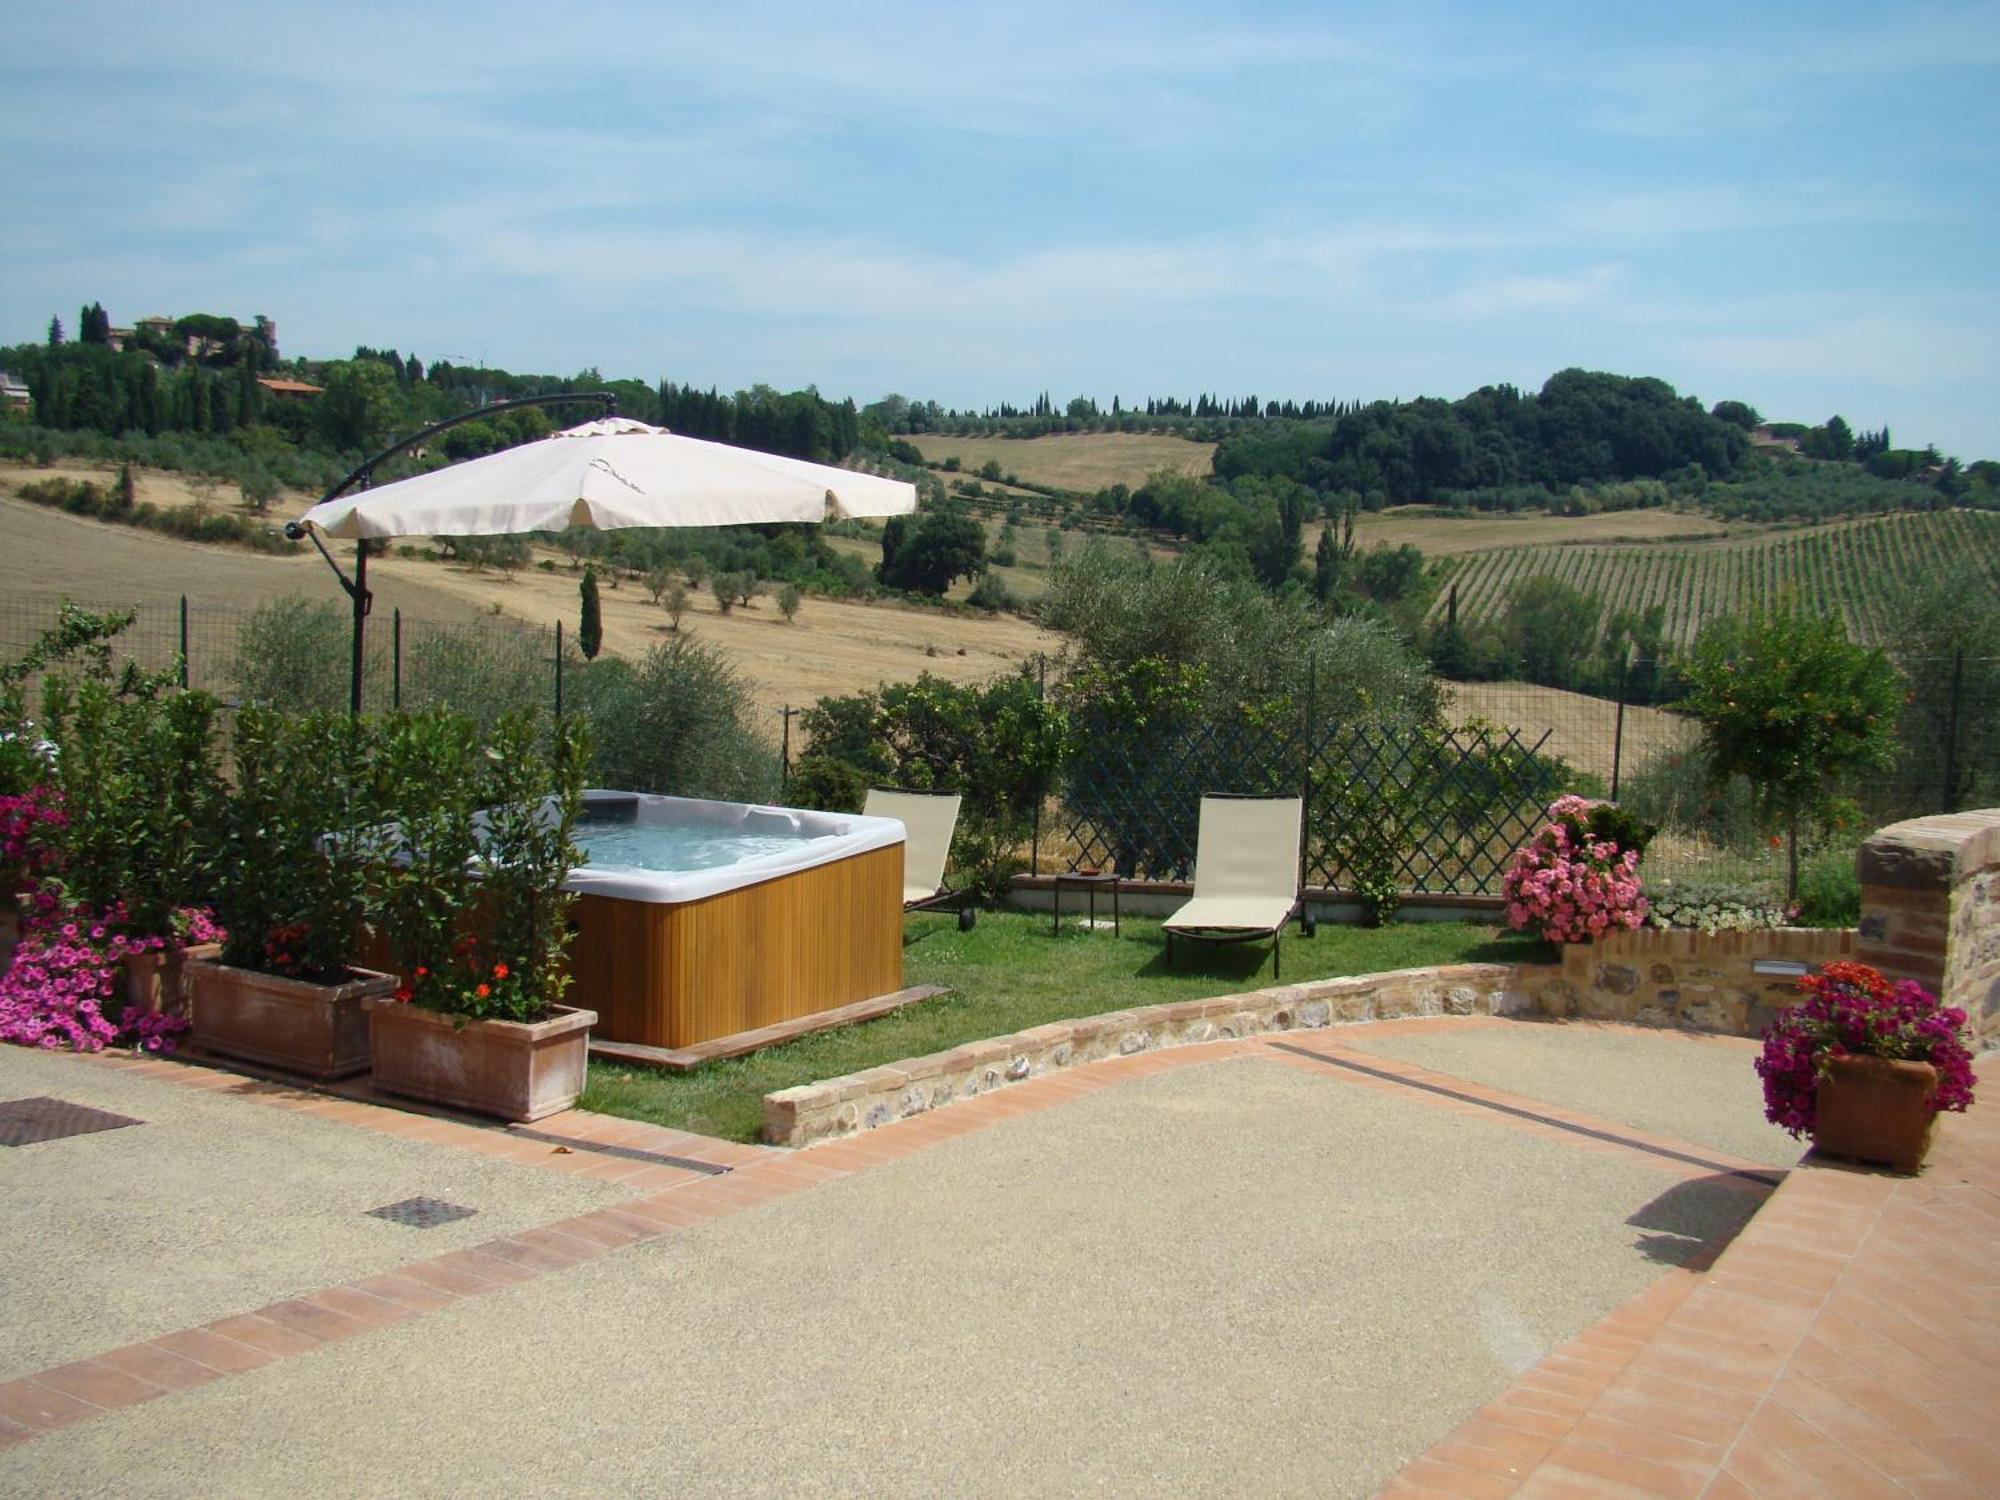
[
  {"xmin": 123, "ymin": 943, "xmax": 223, "ymax": 1019},
  {"xmin": 366, "ymin": 999, "xmax": 596, "ymax": 1123},
  {"xmin": 188, "ymin": 960, "xmax": 397, "ymax": 1080},
  {"xmin": 1814, "ymin": 1054, "xmax": 1939, "ymax": 1173}
]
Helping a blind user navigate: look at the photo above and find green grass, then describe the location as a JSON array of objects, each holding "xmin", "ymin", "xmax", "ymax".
[{"xmin": 578, "ymin": 911, "xmax": 1551, "ymax": 1142}]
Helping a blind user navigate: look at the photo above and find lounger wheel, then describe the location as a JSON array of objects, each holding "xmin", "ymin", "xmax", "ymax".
[
  {"xmin": 958, "ymin": 907, "xmax": 977, "ymax": 932},
  {"xmin": 1301, "ymin": 913, "xmax": 1317, "ymax": 938}
]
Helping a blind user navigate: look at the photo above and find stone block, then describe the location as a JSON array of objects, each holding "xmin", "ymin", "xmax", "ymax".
[{"xmin": 1597, "ymin": 964, "xmax": 1640, "ymax": 995}]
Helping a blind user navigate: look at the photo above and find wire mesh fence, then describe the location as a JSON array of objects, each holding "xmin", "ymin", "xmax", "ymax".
[{"xmin": 0, "ymin": 596, "xmax": 568, "ymax": 724}]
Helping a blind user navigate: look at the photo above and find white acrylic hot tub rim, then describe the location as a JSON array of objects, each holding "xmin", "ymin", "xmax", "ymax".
[{"xmin": 562, "ymin": 790, "xmax": 906, "ymax": 905}]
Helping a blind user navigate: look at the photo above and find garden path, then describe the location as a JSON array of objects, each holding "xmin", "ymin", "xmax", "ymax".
[{"xmin": 0, "ymin": 1019, "xmax": 1992, "ymax": 1497}]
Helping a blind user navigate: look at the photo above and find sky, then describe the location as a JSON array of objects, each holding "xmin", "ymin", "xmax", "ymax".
[{"xmin": 5, "ymin": 1, "xmax": 1998, "ymax": 458}]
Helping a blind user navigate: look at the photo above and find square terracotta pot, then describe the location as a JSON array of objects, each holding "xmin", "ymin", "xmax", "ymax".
[
  {"xmin": 123, "ymin": 942, "xmax": 223, "ymax": 1019},
  {"xmin": 366, "ymin": 999, "xmax": 596, "ymax": 1123},
  {"xmin": 1814, "ymin": 1054, "xmax": 1939, "ymax": 1174},
  {"xmin": 188, "ymin": 960, "xmax": 397, "ymax": 1079},
  {"xmin": 0, "ymin": 903, "xmax": 18, "ymax": 980}
]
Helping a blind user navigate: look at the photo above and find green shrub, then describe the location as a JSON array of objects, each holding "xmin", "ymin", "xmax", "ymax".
[
  {"xmin": 967, "ymin": 572, "xmax": 1013, "ymax": 612},
  {"xmin": 211, "ymin": 708, "xmax": 380, "ymax": 979},
  {"xmin": 575, "ymin": 636, "xmax": 778, "ymax": 800},
  {"xmin": 799, "ymin": 669, "xmax": 1067, "ymax": 898},
  {"xmin": 231, "ymin": 597, "xmax": 356, "ymax": 714},
  {"xmin": 401, "ymin": 622, "xmax": 555, "ymax": 734},
  {"xmin": 38, "ymin": 659, "xmax": 224, "ymax": 934},
  {"xmin": 1794, "ymin": 845, "xmax": 1862, "ymax": 927},
  {"xmin": 784, "ymin": 754, "xmax": 867, "ymax": 813}
]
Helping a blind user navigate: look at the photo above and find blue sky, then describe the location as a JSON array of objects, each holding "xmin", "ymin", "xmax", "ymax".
[{"xmin": 5, "ymin": 1, "xmax": 1998, "ymax": 457}]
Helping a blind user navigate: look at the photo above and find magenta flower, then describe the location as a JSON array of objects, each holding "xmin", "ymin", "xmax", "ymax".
[{"xmin": 1756, "ymin": 961, "xmax": 1978, "ymax": 1138}]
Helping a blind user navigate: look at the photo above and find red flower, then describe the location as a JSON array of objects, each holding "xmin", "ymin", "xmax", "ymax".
[
  {"xmin": 415, "ymin": 965, "xmax": 428, "ymax": 978},
  {"xmin": 393, "ymin": 985, "xmax": 413, "ymax": 1003},
  {"xmin": 475, "ymin": 983, "xmax": 491, "ymax": 999},
  {"xmin": 492, "ymin": 963, "xmax": 510, "ymax": 980}
]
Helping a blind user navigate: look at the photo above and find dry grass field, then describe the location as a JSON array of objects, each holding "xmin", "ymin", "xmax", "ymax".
[
  {"xmin": 392, "ymin": 546, "xmax": 1059, "ymax": 716},
  {"xmin": 906, "ymin": 432, "xmax": 1215, "ymax": 492},
  {"xmin": 1333, "ymin": 505, "xmax": 1735, "ymax": 557},
  {"xmin": 1447, "ymin": 680, "xmax": 1691, "ymax": 784},
  {"xmin": 0, "ymin": 485, "xmax": 486, "ymax": 628}
]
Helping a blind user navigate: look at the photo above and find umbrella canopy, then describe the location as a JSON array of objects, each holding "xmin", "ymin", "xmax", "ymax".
[{"xmin": 296, "ymin": 417, "xmax": 916, "ymax": 540}]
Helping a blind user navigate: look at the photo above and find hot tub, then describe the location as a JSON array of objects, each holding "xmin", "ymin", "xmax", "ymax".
[{"xmin": 562, "ymin": 791, "xmax": 908, "ymax": 1053}]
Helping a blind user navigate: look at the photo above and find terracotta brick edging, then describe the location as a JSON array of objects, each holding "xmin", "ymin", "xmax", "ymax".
[{"xmin": 762, "ymin": 962, "xmax": 1546, "ymax": 1146}]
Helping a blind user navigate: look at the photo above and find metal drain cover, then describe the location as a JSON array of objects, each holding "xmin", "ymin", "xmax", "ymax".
[
  {"xmin": 0, "ymin": 1096, "xmax": 143, "ymax": 1147},
  {"xmin": 366, "ymin": 1196, "xmax": 477, "ymax": 1229}
]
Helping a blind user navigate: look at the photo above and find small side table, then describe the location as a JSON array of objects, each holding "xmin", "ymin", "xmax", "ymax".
[{"xmin": 1053, "ymin": 870, "xmax": 1121, "ymax": 936}]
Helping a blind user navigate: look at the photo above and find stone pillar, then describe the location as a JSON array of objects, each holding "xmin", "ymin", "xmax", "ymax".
[{"xmin": 1856, "ymin": 811, "xmax": 2000, "ymax": 1041}]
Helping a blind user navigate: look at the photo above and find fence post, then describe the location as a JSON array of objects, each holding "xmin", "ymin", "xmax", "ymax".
[
  {"xmin": 1610, "ymin": 656, "xmax": 1629, "ymax": 802},
  {"xmin": 1033, "ymin": 654, "xmax": 1046, "ymax": 877},
  {"xmin": 780, "ymin": 706, "xmax": 792, "ymax": 789},
  {"xmin": 554, "ymin": 621, "xmax": 565, "ymax": 719},
  {"xmin": 1942, "ymin": 649, "xmax": 1964, "ymax": 813},
  {"xmin": 1303, "ymin": 653, "xmax": 1317, "ymax": 868},
  {"xmin": 392, "ymin": 608, "xmax": 403, "ymax": 710},
  {"xmin": 179, "ymin": 595, "xmax": 190, "ymax": 689}
]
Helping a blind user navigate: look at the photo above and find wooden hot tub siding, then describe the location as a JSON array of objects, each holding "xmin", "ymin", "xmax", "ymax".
[{"xmin": 566, "ymin": 842, "xmax": 906, "ymax": 1050}]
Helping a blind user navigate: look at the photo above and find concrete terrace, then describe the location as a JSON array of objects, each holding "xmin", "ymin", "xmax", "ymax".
[{"xmin": 1, "ymin": 1016, "xmax": 1995, "ymax": 1497}]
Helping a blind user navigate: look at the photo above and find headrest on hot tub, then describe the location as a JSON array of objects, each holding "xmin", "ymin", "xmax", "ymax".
[
  {"xmin": 580, "ymin": 791, "xmax": 642, "ymax": 824},
  {"xmin": 742, "ymin": 807, "xmax": 803, "ymax": 836}
]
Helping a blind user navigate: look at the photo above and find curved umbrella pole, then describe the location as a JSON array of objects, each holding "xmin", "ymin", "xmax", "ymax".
[{"xmin": 283, "ymin": 391, "xmax": 618, "ymax": 715}]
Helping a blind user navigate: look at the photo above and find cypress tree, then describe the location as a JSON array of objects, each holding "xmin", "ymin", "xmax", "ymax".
[
  {"xmin": 237, "ymin": 358, "xmax": 262, "ymax": 427},
  {"xmin": 579, "ymin": 564, "xmax": 603, "ymax": 660}
]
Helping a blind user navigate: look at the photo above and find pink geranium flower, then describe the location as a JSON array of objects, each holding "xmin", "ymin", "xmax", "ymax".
[{"xmin": 1501, "ymin": 796, "xmax": 1649, "ymax": 945}]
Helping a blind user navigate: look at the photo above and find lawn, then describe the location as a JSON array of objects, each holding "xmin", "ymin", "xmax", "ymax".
[{"xmin": 579, "ymin": 912, "xmax": 1551, "ymax": 1142}]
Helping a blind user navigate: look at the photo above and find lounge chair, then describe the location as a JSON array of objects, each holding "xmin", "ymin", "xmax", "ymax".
[
  {"xmin": 863, "ymin": 788, "xmax": 976, "ymax": 931},
  {"xmin": 1161, "ymin": 794, "xmax": 1313, "ymax": 977}
]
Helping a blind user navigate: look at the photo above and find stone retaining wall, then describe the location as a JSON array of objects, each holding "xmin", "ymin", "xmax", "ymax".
[
  {"xmin": 1858, "ymin": 811, "xmax": 2000, "ymax": 1039},
  {"xmin": 1534, "ymin": 926, "xmax": 1855, "ymax": 1034},
  {"xmin": 763, "ymin": 963, "xmax": 1544, "ymax": 1146}
]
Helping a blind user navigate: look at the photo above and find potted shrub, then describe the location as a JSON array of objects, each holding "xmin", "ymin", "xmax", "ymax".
[
  {"xmin": 1756, "ymin": 960, "xmax": 1978, "ymax": 1173},
  {"xmin": 365, "ymin": 709, "xmax": 595, "ymax": 1122},
  {"xmin": 187, "ymin": 708, "xmax": 395, "ymax": 1078},
  {"xmin": 20, "ymin": 613, "xmax": 227, "ymax": 1029},
  {"xmin": 1502, "ymin": 795, "xmax": 1655, "ymax": 944}
]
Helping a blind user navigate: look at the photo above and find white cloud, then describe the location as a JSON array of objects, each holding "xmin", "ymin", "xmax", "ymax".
[{"xmin": 1444, "ymin": 264, "xmax": 1625, "ymax": 317}]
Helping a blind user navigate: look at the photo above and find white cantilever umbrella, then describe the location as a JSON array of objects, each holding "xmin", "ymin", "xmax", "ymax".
[
  {"xmin": 289, "ymin": 414, "xmax": 918, "ymax": 712},
  {"xmin": 296, "ymin": 416, "xmax": 917, "ymax": 538}
]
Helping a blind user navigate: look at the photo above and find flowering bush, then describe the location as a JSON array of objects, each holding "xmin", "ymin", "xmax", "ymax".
[
  {"xmin": 0, "ymin": 785, "xmax": 66, "ymax": 876},
  {"xmin": 0, "ymin": 892, "xmax": 209, "ymax": 1054},
  {"xmin": 1502, "ymin": 795, "xmax": 1653, "ymax": 944},
  {"xmin": 1756, "ymin": 961, "xmax": 1977, "ymax": 1138}
]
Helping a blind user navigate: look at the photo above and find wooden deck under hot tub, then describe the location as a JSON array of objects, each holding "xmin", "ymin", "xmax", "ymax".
[{"xmin": 565, "ymin": 841, "xmax": 906, "ymax": 1051}]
